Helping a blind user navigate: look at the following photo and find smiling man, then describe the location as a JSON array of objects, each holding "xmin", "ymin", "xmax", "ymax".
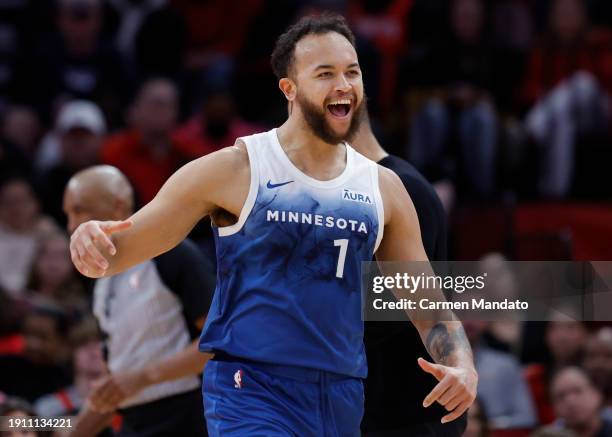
[{"xmin": 68, "ymin": 14, "xmax": 477, "ymax": 436}]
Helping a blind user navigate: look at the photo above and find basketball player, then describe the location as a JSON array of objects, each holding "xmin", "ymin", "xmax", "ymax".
[{"xmin": 69, "ymin": 14, "xmax": 477, "ymax": 436}]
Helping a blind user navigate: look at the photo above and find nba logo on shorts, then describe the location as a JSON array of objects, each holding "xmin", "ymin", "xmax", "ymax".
[{"xmin": 234, "ymin": 369, "xmax": 243, "ymax": 389}]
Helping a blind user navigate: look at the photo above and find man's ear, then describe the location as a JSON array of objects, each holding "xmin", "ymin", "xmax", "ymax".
[{"xmin": 279, "ymin": 78, "xmax": 297, "ymax": 102}]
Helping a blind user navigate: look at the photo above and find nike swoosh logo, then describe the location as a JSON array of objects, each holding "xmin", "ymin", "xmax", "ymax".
[{"xmin": 267, "ymin": 180, "xmax": 294, "ymax": 189}]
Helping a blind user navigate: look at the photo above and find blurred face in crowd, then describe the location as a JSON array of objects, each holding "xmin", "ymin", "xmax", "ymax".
[
  {"xmin": 551, "ymin": 367, "xmax": 602, "ymax": 431},
  {"xmin": 203, "ymin": 93, "xmax": 235, "ymax": 140},
  {"xmin": 33, "ymin": 235, "xmax": 74, "ymax": 294},
  {"xmin": 60, "ymin": 127, "xmax": 102, "ymax": 170},
  {"xmin": 287, "ymin": 32, "xmax": 364, "ymax": 145},
  {"xmin": 546, "ymin": 321, "xmax": 588, "ymax": 365},
  {"xmin": 479, "ymin": 253, "xmax": 518, "ymax": 300},
  {"xmin": 0, "ymin": 180, "xmax": 39, "ymax": 233},
  {"xmin": 131, "ymin": 79, "xmax": 178, "ymax": 138},
  {"xmin": 451, "ymin": 0, "xmax": 484, "ymax": 43},
  {"xmin": 58, "ymin": 0, "xmax": 102, "ymax": 55},
  {"xmin": 23, "ymin": 313, "xmax": 69, "ymax": 365},
  {"xmin": 583, "ymin": 328, "xmax": 612, "ymax": 396},
  {"xmin": 550, "ymin": 0, "xmax": 587, "ymax": 44},
  {"xmin": 74, "ymin": 340, "xmax": 104, "ymax": 381},
  {"xmin": 2, "ymin": 106, "xmax": 41, "ymax": 154}
]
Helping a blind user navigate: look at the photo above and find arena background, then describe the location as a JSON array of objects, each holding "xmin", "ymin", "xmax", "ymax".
[{"xmin": 1, "ymin": 0, "xmax": 611, "ymax": 436}]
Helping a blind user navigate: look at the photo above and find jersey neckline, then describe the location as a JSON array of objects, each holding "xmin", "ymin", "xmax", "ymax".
[{"xmin": 270, "ymin": 128, "xmax": 354, "ymax": 189}]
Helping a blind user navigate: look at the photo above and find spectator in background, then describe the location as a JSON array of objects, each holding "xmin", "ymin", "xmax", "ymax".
[
  {"xmin": 0, "ymin": 0, "xmax": 39, "ymax": 113},
  {"xmin": 101, "ymin": 78, "xmax": 193, "ymax": 205},
  {"xmin": 547, "ymin": 320, "xmax": 589, "ymax": 368},
  {"xmin": 0, "ymin": 138, "xmax": 31, "ymax": 182},
  {"xmin": 1, "ymin": 106, "xmax": 42, "ymax": 162},
  {"xmin": 347, "ymin": 0, "xmax": 413, "ymax": 113},
  {"xmin": 0, "ymin": 303, "xmax": 72, "ymax": 403},
  {"xmin": 36, "ymin": 100, "xmax": 106, "ymax": 173},
  {"xmin": 526, "ymin": 320, "xmax": 589, "ymax": 425},
  {"xmin": 36, "ymin": 100, "xmax": 105, "ymax": 227},
  {"xmin": 131, "ymin": 3, "xmax": 186, "ymax": 81},
  {"xmin": 0, "ymin": 178, "xmax": 58, "ymax": 296},
  {"xmin": 26, "ymin": 233, "xmax": 87, "ymax": 313},
  {"xmin": 522, "ymin": 0, "xmax": 612, "ymax": 198},
  {"xmin": 463, "ymin": 319, "xmax": 537, "ymax": 429},
  {"xmin": 477, "ymin": 253, "xmax": 524, "ymax": 355},
  {"xmin": 583, "ymin": 328, "xmax": 612, "ymax": 412},
  {"xmin": 0, "ymin": 397, "xmax": 40, "ymax": 437},
  {"xmin": 27, "ymin": 0, "xmax": 126, "ymax": 126},
  {"xmin": 407, "ymin": 0, "xmax": 499, "ymax": 200},
  {"xmin": 107, "ymin": 0, "xmax": 169, "ymax": 62},
  {"xmin": 34, "ymin": 317, "xmax": 104, "ymax": 417},
  {"xmin": 171, "ymin": 0, "xmax": 263, "ymax": 110},
  {"xmin": 174, "ymin": 90, "xmax": 262, "ymax": 157},
  {"xmin": 550, "ymin": 367, "xmax": 612, "ymax": 437}
]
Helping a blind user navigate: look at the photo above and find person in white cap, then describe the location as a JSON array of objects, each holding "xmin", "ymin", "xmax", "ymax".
[{"xmin": 35, "ymin": 100, "xmax": 107, "ymax": 227}]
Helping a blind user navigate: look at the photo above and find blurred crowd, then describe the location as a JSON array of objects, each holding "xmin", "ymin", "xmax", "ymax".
[{"xmin": 1, "ymin": 0, "xmax": 612, "ymax": 436}]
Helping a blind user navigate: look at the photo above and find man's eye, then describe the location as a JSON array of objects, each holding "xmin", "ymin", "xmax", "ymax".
[
  {"xmin": 347, "ymin": 70, "xmax": 360, "ymax": 77},
  {"xmin": 318, "ymin": 72, "xmax": 332, "ymax": 78}
]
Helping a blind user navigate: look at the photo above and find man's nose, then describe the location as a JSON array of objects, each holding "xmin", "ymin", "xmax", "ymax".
[{"xmin": 334, "ymin": 74, "xmax": 351, "ymax": 93}]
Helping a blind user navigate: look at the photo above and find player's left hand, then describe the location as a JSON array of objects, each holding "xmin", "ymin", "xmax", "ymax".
[
  {"xmin": 88, "ymin": 370, "xmax": 148, "ymax": 413},
  {"xmin": 418, "ymin": 357, "xmax": 478, "ymax": 423}
]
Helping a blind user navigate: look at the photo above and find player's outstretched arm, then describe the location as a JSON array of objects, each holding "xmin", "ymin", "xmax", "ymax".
[
  {"xmin": 70, "ymin": 142, "xmax": 250, "ymax": 278},
  {"xmin": 375, "ymin": 166, "xmax": 477, "ymax": 423}
]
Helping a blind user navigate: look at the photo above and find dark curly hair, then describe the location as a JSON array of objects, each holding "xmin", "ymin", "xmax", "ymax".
[{"xmin": 270, "ymin": 13, "xmax": 356, "ymax": 80}]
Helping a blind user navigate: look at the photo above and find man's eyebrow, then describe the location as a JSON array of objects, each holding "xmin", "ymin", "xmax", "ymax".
[{"xmin": 313, "ymin": 62, "xmax": 360, "ymax": 71}]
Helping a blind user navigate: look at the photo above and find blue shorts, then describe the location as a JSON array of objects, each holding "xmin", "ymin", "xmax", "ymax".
[{"xmin": 202, "ymin": 356, "xmax": 364, "ymax": 436}]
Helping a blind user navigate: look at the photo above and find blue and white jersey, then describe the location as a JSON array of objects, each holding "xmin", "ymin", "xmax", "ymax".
[{"xmin": 199, "ymin": 128, "xmax": 384, "ymax": 378}]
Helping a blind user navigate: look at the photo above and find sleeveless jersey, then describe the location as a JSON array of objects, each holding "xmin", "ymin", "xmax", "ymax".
[{"xmin": 199, "ymin": 128, "xmax": 384, "ymax": 378}]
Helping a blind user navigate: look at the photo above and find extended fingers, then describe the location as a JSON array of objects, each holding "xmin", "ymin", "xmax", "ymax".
[
  {"xmin": 437, "ymin": 383, "xmax": 463, "ymax": 410},
  {"xmin": 441, "ymin": 399, "xmax": 471, "ymax": 423},
  {"xmin": 418, "ymin": 357, "xmax": 445, "ymax": 380},
  {"xmin": 70, "ymin": 222, "xmax": 114, "ymax": 277},
  {"xmin": 80, "ymin": 234, "xmax": 109, "ymax": 271},
  {"xmin": 423, "ymin": 375, "xmax": 452, "ymax": 408},
  {"xmin": 101, "ymin": 219, "xmax": 132, "ymax": 239}
]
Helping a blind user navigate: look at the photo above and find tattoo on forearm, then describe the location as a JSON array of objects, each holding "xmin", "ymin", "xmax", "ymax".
[{"xmin": 425, "ymin": 322, "xmax": 472, "ymax": 365}]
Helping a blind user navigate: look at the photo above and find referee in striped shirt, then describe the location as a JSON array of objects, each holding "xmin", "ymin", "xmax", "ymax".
[{"xmin": 63, "ymin": 165, "xmax": 215, "ymax": 436}]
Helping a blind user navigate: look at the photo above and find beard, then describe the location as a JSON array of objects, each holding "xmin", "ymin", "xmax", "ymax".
[{"xmin": 296, "ymin": 92, "xmax": 364, "ymax": 145}]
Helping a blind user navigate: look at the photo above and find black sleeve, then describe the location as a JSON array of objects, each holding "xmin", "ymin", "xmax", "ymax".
[{"xmin": 153, "ymin": 239, "xmax": 216, "ymax": 332}]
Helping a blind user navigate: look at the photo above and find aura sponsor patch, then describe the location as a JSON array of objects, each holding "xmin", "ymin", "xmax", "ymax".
[{"xmin": 342, "ymin": 188, "xmax": 372, "ymax": 204}]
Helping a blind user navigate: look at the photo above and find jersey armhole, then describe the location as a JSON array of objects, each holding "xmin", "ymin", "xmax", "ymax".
[
  {"xmin": 370, "ymin": 163, "xmax": 385, "ymax": 253},
  {"xmin": 217, "ymin": 139, "xmax": 259, "ymax": 237}
]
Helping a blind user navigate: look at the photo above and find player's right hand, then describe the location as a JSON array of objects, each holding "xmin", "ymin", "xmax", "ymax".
[{"xmin": 70, "ymin": 220, "xmax": 132, "ymax": 278}]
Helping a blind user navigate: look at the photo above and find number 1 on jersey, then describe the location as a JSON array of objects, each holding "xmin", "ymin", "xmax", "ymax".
[{"xmin": 334, "ymin": 239, "xmax": 349, "ymax": 278}]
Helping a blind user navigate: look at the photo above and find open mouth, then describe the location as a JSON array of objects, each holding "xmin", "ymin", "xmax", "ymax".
[{"xmin": 327, "ymin": 99, "xmax": 352, "ymax": 118}]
